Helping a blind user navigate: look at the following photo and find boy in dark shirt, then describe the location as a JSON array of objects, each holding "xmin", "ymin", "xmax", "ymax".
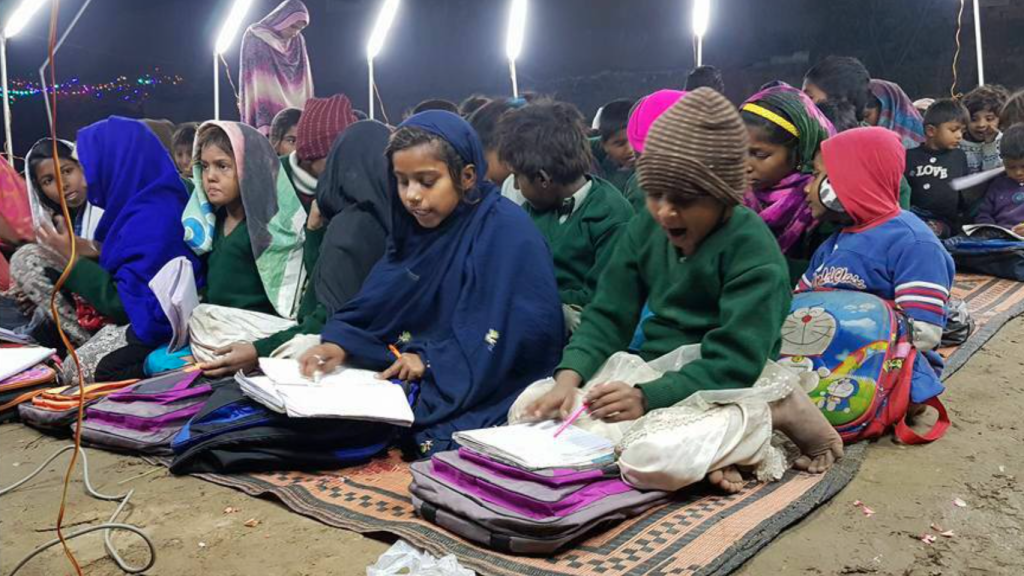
[{"xmin": 906, "ymin": 98, "xmax": 970, "ymax": 237}]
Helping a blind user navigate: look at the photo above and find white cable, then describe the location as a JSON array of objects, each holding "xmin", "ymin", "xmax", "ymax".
[{"xmin": 0, "ymin": 445, "xmax": 157, "ymax": 575}]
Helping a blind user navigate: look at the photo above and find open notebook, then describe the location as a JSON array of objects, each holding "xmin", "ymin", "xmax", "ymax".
[
  {"xmin": 236, "ymin": 358, "xmax": 414, "ymax": 427},
  {"xmin": 453, "ymin": 421, "xmax": 615, "ymax": 471}
]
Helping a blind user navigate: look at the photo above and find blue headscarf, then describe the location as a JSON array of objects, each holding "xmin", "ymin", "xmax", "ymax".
[
  {"xmin": 320, "ymin": 111, "xmax": 564, "ymax": 454},
  {"xmin": 76, "ymin": 116, "xmax": 204, "ymax": 346}
]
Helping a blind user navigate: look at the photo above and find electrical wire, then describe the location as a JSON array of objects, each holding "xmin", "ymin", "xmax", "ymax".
[
  {"xmin": 219, "ymin": 53, "xmax": 241, "ymax": 108},
  {"xmin": 0, "ymin": 446, "xmax": 157, "ymax": 575},
  {"xmin": 951, "ymin": 0, "xmax": 965, "ymax": 98},
  {"xmin": 3, "ymin": 1, "xmax": 155, "ymax": 574},
  {"xmin": 373, "ymin": 80, "xmax": 390, "ymax": 126}
]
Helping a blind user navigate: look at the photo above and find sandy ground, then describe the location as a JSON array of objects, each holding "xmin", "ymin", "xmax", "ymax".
[{"xmin": 3, "ymin": 319, "xmax": 1024, "ymax": 575}]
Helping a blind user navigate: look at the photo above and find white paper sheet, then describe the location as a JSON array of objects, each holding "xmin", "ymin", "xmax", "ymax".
[
  {"xmin": 0, "ymin": 347, "xmax": 56, "ymax": 382},
  {"xmin": 453, "ymin": 421, "xmax": 615, "ymax": 470},
  {"xmin": 149, "ymin": 256, "xmax": 199, "ymax": 352},
  {"xmin": 237, "ymin": 358, "xmax": 415, "ymax": 426},
  {"xmin": 951, "ymin": 166, "xmax": 1005, "ymax": 192}
]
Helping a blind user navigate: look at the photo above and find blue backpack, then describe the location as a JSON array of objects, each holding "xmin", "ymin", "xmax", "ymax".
[{"xmin": 779, "ymin": 290, "xmax": 949, "ymax": 444}]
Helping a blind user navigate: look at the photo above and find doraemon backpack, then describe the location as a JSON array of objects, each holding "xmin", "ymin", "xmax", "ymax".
[{"xmin": 779, "ymin": 290, "xmax": 949, "ymax": 444}]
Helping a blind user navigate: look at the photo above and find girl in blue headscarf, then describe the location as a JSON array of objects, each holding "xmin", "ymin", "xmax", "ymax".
[
  {"xmin": 299, "ymin": 111, "xmax": 564, "ymax": 456},
  {"xmin": 34, "ymin": 116, "xmax": 203, "ymax": 383}
]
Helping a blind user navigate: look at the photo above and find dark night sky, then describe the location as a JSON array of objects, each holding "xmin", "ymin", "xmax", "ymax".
[{"xmin": 3, "ymin": 0, "xmax": 1023, "ymax": 158}]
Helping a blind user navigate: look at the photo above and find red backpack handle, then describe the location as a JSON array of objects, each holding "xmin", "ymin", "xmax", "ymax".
[{"xmin": 894, "ymin": 396, "xmax": 950, "ymax": 444}]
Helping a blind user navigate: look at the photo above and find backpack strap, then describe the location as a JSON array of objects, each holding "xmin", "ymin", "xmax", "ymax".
[
  {"xmin": 894, "ymin": 396, "xmax": 950, "ymax": 444},
  {"xmin": 0, "ymin": 388, "xmax": 48, "ymax": 413}
]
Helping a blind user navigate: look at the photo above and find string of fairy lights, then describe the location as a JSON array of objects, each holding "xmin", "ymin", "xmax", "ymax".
[{"xmin": 0, "ymin": 71, "xmax": 184, "ymax": 104}]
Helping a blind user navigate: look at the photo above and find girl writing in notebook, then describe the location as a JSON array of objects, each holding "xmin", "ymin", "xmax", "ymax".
[
  {"xmin": 518, "ymin": 90, "xmax": 843, "ymax": 494},
  {"xmin": 299, "ymin": 111, "xmax": 564, "ymax": 456}
]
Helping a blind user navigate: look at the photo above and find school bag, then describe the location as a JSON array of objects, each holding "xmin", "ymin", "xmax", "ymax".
[
  {"xmin": 169, "ymin": 381, "xmax": 413, "ymax": 475},
  {"xmin": 0, "ymin": 364, "xmax": 58, "ymax": 423},
  {"xmin": 18, "ymin": 379, "xmax": 139, "ymax": 433},
  {"xmin": 778, "ymin": 290, "xmax": 949, "ymax": 444},
  {"xmin": 74, "ymin": 370, "xmax": 218, "ymax": 455},
  {"xmin": 943, "ymin": 236, "xmax": 1024, "ymax": 282},
  {"xmin": 409, "ymin": 449, "xmax": 670, "ymax": 555}
]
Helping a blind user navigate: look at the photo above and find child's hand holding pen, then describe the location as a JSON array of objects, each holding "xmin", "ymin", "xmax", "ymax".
[{"xmin": 377, "ymin": 344, "xmax": 425, "ymax": 382}]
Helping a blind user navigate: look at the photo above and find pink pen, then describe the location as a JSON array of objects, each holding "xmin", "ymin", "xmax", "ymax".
[{"xmin": 552, "ymin": 403, "xmax": 588, "ymax": 438}]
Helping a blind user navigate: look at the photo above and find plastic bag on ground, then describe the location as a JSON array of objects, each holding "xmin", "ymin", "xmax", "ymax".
[{"xmin": 366, "ymin": 540, "xmax": 475, "ymax": 576}]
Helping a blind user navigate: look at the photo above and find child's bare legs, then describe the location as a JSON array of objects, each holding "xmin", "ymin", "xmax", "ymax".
[{"xmin": 706, "ymin": 388, "xmax": 844, "ymax": 494}]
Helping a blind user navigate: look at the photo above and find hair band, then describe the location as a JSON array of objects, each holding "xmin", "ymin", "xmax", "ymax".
[{"xmin": 742, "ymin": 103, "xmax": 800, "ymax": 138}]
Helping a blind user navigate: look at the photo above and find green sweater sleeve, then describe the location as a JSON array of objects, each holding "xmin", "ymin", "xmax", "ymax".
[
  {"xmin": 637, "ymin": 262, "xmax": 791, "ymax": 410},
  {"xmin": 899, "ymin": 176, "xmax": 911, "ymax": 209},
  {"xmin": 64, "ymin": 257, "xmax": 129, "ymax": 324},
  {"xmin": 557, "ymin": 217, "xmax": 647, "ymax": 381},
  {"xmin": 253, "ymin": 226, "xmax": 327, "ymax": 357},
  {"xmin": 253, "ymin": 301, "xmax": 327, "ymax": 357}
]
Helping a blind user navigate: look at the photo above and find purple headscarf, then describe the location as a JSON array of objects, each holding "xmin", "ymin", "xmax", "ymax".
[{"xmin": 239, "ymin": 0, "xmax": 314, "ymax": 136}]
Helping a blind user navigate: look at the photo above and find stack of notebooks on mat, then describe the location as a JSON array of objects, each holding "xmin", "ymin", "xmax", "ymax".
[
  {"xmin": 236, "ymin": 358, "xmax": 415, "ymax": 426},
  {"xmin": 0, "ymin": 346, "xmax": 58, "ymax": 421},
  {"xmin": 410, "ymin": 421, "xmax": 670, "ymax": 555}
]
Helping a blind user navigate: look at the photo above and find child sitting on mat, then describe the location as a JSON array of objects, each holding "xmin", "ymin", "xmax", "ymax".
[
  {"xmin": 515, "ymin": 89, "xmax": 843, "ymax": 494},
  {"xmin": 799, "ymin": 127, "xmax": 955, "ymax": 407}
]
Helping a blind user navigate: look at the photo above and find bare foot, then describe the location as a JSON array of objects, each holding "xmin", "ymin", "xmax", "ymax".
[
  {"xmin": 706, "ymin": 465, "xmax": 745, "ymax": 494},
  {"xmin": 771, "ymin": 388, "xmax": 844, "ymax": 474}
]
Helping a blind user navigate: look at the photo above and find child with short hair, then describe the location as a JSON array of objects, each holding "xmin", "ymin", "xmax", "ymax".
[
  {"xmin": 962, "ymin": 85, "xmax": 1010, "ymax": 173},
  {"xmin": 467, "ymin": 98, "xmax": 519, "ymax": 188},
  {"xmin": 521, "ymin": 89, "xmax": 842, "ymax": 493},
  {"xmin": 685, "ymin": 65, "xmax": 725, "ymax": 94},
  {"xmin": 974, "ymin": 124, "xmax": 1024, "ymax": 235},
  {"xmin": 498, "ymin": 100, "xmax": 634, "ymax": 332},
  {"xmin": 593, "ymin": 99, "xmax": 636, "ymax": 192},
  {"xmin": 800, "ymin": 127, "xmax": 955, "ymax": 406},
  {"xmin": 171, "ymin": 123, "xmax": 199, "ymax": 180},
  {"xmin": 906, "ymin": 98, "xmax": 970, "ymax": 237},
  {"xmin": 1001, "ymin": 90, "xmax": 1024, "ymax": 129},
  {"xmin": 269, "ymin": 108, "xmax": 302, "ymax": 156}
]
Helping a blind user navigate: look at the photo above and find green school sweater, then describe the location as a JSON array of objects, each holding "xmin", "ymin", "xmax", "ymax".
[
  {"xmin": 557, "ymin": 207, "xmax": 792, "ymax": 410},
  {"xmin": 524, "ymin": 177, "xmax": 634, "ymax": 308},
  {"xmin": 253, "ymin": 226, "xmax": 327, "ymax": 357},
  {"xmin": 64, "ymin": 258, "xmax": 129, "ymax": 324},
  {"xmin": 203, "ymin": 219, "xmax": 276, "ymax": 316},
  {"xmin": 622, "ymin": 172, "xmax": 647, "ymax": 213},
  {"xmin": 589, "ymin": 136, "xmax": 633, "ymax": 193}
]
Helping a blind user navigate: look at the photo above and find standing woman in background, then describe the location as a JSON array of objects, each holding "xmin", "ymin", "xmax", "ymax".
[{"xmin": 239, "ymin": 0, "xmax": 314, "ymax": 136}]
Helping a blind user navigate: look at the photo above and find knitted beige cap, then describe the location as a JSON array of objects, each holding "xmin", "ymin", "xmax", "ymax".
[{"xmin": 637, "ymin": 87, "xmax": 749, "ymax": 206}]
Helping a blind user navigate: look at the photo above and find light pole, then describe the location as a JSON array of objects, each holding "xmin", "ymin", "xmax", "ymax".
[
  {"xmin": 2, "ymin": 0, "xmax": 50, "ymax": 164},
  {"xmin": 366, "ymin": 0, "xmax": 399, "ymax": 121},
  {"xmin": 214, "ymin": 0, "xmax": 253, "ymax": 121},
  {"xmin": 692, "ymin": 0, "xmax": 710, "ymax": 67},
  {"xmin": 505, "ymin": 0, "xmax": 527, "ymax": 98}
]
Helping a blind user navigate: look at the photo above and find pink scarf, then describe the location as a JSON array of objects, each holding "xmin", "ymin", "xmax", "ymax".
[{"xmin": 744, "ymin": 172, "xmax": 816, "ymax": 256}]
